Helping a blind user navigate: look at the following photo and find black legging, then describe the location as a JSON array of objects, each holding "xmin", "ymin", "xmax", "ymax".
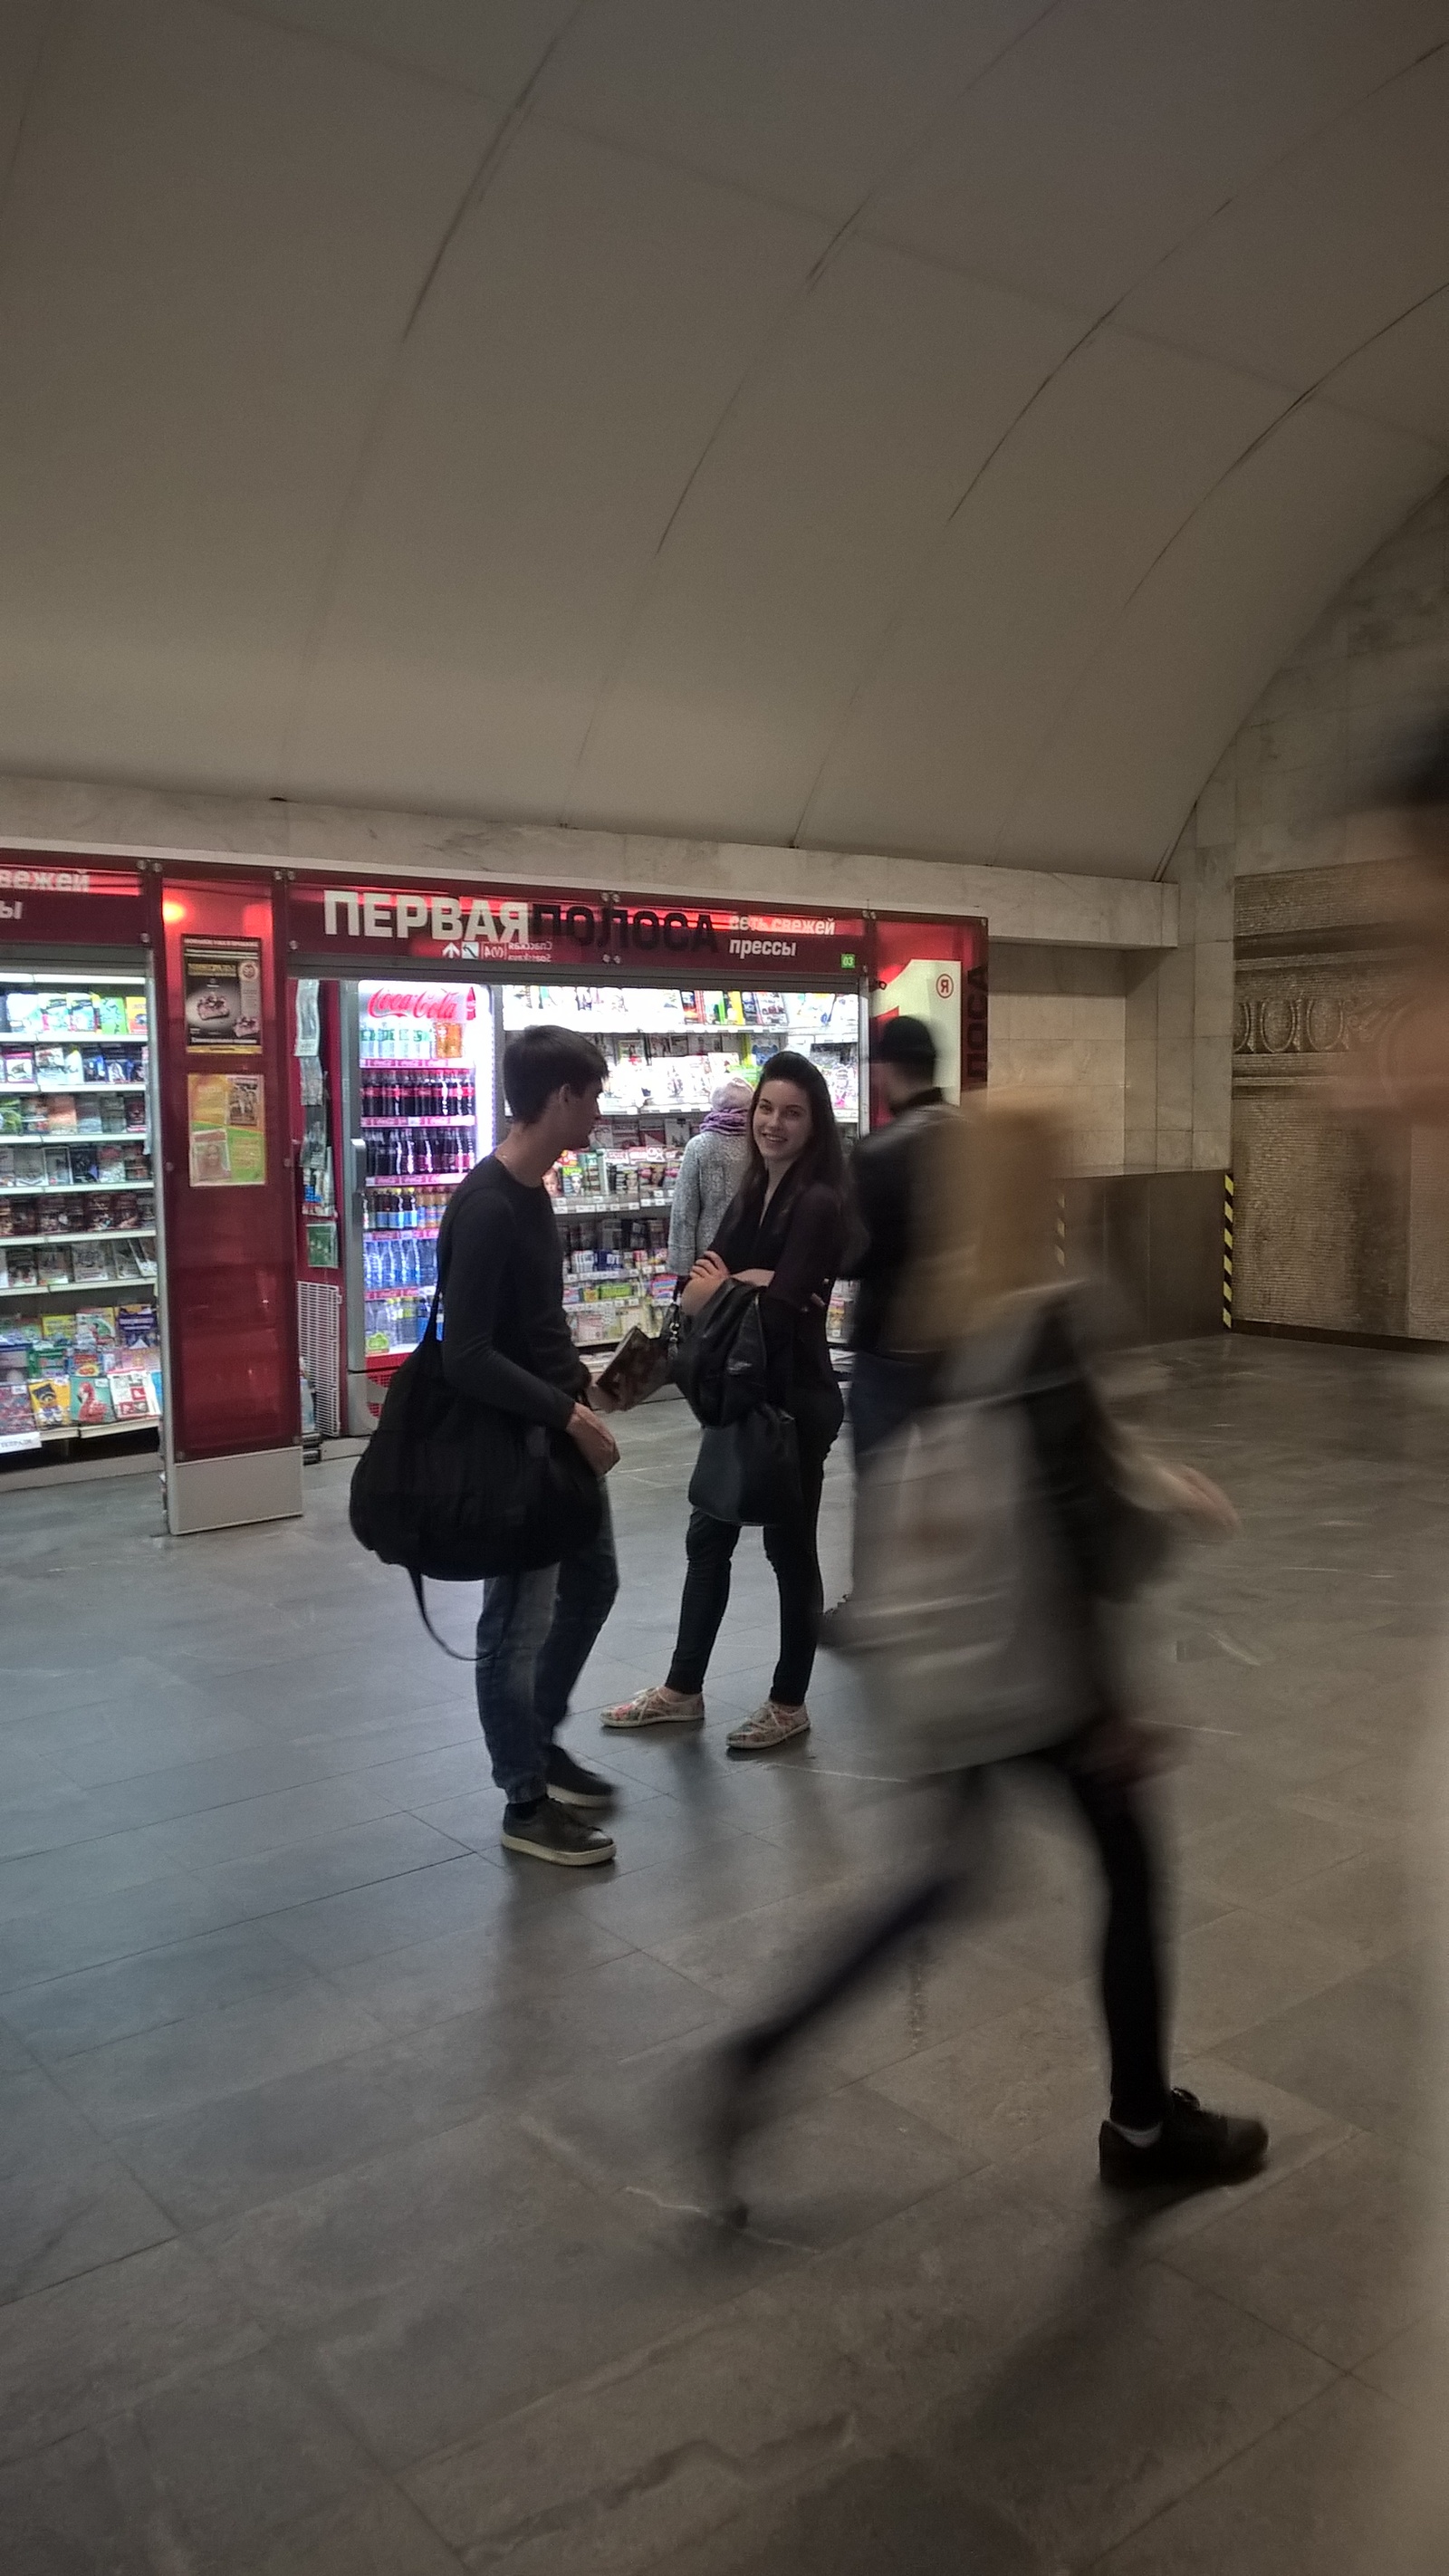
[
  {"xmin": 729, "ymin": 1734, "xmax": 1169, "ymax": 2131},
  {"xmin": 667, "ymin": 1391, "xmax": 841, "ymax": 1706}
]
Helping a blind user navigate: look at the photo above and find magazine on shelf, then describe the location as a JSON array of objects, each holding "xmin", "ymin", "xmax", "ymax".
[
  {"xmin": 27, "ymin": 1376, "xmax": 71, "ymax": 1428},
  {"xmin": 71, "ymin": 1372, "xmax": 115, "ymax": 1425},
  {"xmin": 108, "ymin": 1370, "xmax": 155, "ymax": 1420}
]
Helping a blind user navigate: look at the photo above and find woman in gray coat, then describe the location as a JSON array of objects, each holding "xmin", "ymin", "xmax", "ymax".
[{"xmin": 667, "ymin": 1077, "xmax": 753, "ymax": 1277}]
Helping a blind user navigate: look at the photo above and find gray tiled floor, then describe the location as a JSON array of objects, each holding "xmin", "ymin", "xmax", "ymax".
[{"xmin": 0, "ymin": 1341, "xmax": 1444, "ymax": 2571}]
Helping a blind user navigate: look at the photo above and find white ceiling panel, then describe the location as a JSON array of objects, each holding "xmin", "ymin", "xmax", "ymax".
[
  {"xmin": 998, "ymin": 404, "xmax": 1445, "ymax": 870},
  {"xmin": 0, "ymin": 0, "xmax": 496, "ymax": 784},
  {"xmin": 284, "ymin": 122, "xmax": 830, "ymax": 812},
  {"xmin": 533, "ymin": 0, "xmax": 1051, "ymax": 224},
  {"xmin": 864, "ymin": 0, "xmax": 1449, "ymax": 321},
  {"xmin": 798, "ymin": 331, "xmax": 1286, "ymax": 860},
  {"xmin": 1322, "ymin": 292, "xmax": 1449, "ymax": 449},
  {"xmin": 1118, "ymin": 44, "xmax": 1449, "ymax": 391},
  {"xmin": 0, "ymin": 0, "xmax": 55, "ymax": 185},
  {"xmin": 0, "ymin": 0, "xmax": 1445, "ymax": 873},
  {"xmin": 222, "ymin": 0, "xmax": 577, "ymax": 101},
  {"xmin": 565, "ymin": 244, "xmax": 1081, "ymax": 840}
]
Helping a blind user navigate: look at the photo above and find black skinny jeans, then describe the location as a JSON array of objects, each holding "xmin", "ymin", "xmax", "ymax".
[
  {"xmin": 732, "ymin": 1738, "xmax": 1169, "ymax": 2130},
  {"xmin": 667, "ymin": 1389, "xmax": 842, "ymax": 1706}
]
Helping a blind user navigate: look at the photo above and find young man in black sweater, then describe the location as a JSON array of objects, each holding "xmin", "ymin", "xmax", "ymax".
[{"xmin": 436, "ymin": 1024, "xmax": 621, "ymax": 1865}]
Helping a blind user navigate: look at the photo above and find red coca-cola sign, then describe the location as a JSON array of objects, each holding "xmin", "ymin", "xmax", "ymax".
[{"xmin": 284, "ymin": 875, "xmax": 866, "ymax": 980}]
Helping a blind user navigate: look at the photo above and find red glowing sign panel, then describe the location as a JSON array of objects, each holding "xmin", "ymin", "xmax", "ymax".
[
  {"xmin": 0, "ymin": 855, "xmax": 147, "ymax": 949},
  {"xmin": 284, "ymin": 878, "xmax": 866, "ymax": 980}
]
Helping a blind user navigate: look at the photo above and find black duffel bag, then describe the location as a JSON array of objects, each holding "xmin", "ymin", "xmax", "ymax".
[{"xmin": 350, "ymin": 1296, "xmax": 601, "ymax": 1653}]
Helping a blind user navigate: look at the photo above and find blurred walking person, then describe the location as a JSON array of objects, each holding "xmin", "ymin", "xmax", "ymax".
[
  {"xmin": 703, "ymin": 1093, "xmax": 1269, "ymax": 2209},
  {"xmin": 604, "ymin": 1054, "xmax": 847, "ymax": 1753},
  {"xmin": 668, "ymin": 1075, "xmax": 753, "ymax": 1278},
  {"xmin": 823, "ymin": 1014, "xmax": 951, "ymax": 1639}
]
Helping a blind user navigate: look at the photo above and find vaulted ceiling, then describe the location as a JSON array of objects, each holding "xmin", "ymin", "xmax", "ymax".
[{"xmin": 2, "ymin": 0, "xmax": 1448, "ymax": 876}]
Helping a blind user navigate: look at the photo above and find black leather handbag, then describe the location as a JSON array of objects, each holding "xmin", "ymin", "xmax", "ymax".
[
  {"xmin": 669, "ymin": 1279, "xmax": 771, "ymax": 1426},
  {"xmin": 349, "ymin": 1296, "xmax": 602, "ymax": 1653},
  {"xmin": 687, "ymin": 1405, "xmax": 803, "ymax": 1526}
]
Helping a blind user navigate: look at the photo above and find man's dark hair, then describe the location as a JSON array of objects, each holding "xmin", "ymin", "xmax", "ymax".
[
  {"xmin": 875, "ymin": 1014, "xmax": 937, "ymax": 1079},
  {"xmin": 738, "ymin": 1048, "xmax": 847, "ymax": 1204},
  {"xmin": 502, "ymin": 1024, "xmax": 608, "ymax": 1123}
]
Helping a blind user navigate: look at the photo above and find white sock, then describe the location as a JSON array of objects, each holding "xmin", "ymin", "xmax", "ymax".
[{"xmin": 1110, "ymin": 2118, "xmax": 1163, "ymax": 2148}]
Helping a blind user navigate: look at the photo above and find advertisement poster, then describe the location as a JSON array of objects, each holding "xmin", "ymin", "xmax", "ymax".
[
  {"xmin": 305, "ymin": 1219, "xmax": 338, "ymax": 1270},
  {"xmin": 187, "ymin": 1073, "xmax": 266, "ymax": 1187},
  {"xmin": 182, "ymin": 935, "xmax": 264, "ymax": 1052}
]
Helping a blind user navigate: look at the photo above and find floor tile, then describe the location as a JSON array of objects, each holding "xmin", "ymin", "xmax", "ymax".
[
  {"xmin": 1215, "ymin": 1944, "xmax": 1432, "ymax": 2148},
  {"xmin": 1160, "ymin": 2129, "xmax": 1435, "ymax": 2369},
  {"xmin": 0, "ymin": 2067, "xmax": 174, "ymax": 2302},
  {"xmin": 0, "ymin": 2239, "xmax": 266, "ymax": 2465},
  {"xmin": 51, "ymin": 1981, "xmax": 388, "ymax": 2135},
  {"xmin": 0, "ymin": 1919, "xmax": 319, "ymax": 2061},
  {"xmin": 1092, "ymin": 2374, "xmax": 1406, "ymax": 2574},
  {"xmin": 129, "ymin": 2351, "xmax": 379, "ymax": 2564}
]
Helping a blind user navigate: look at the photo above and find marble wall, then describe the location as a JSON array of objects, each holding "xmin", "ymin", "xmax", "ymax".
[
  {"xmin": 986, "ymin": 943, "xmax": 1128, "ymax": 1175},
  {"xmin": 1166, "ymin": 476, "xmax": 1449, "ymax": 1338},
  {"xmin": 0, "ymin": 773, "xmax": 1175, "ymax": 953}
]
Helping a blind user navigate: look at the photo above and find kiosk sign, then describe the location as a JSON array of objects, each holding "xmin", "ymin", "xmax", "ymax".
[
  {"xmin": 286, "ymin": 877, "xmax": 865, "ymax": 979},
  {"xmin": 0, "ymin": 857, "xmax": 147, "ymax": 947}
]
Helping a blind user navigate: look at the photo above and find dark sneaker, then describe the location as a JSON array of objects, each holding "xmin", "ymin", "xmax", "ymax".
[
  {"xmin": 545, "ymin": 1745, "xmax": 617, "ymax": 1809},
  {"xmin": 501, "ymin": 1798, "xmax": 615, "ymax": 1867},
  {"xmin": 1099, "ymin": 2089, "xmax": 1268, "ymax": 2191}
]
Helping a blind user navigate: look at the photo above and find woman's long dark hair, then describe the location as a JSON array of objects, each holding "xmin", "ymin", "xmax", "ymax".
[{"xmin": 736, "ymin": 1049, "xmax": 847, "ymax": 1209}]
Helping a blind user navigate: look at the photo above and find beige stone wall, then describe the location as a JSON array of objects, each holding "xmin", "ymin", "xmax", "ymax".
[
  {"xmin": 1162, "ymin": 476, "xmax": 1449, "ymax": 1333},
  {"xmin": 1172, "ymin": 482, "xmax": 1449, "ymax": 888},
  {"xmin": 986, "ymin": 944, "xmax": 1127, "ymax": 1174}
]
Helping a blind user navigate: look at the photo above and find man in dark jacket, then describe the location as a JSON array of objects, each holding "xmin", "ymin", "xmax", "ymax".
[
  {"xmin": 436, "ymin": 1024, "xmax": 620, "ymax": 1866},
  {"xmin": 820, "ymin": 1017, "xmax": 951, "ymax": 1640},
  {"xmin": 848, "ymin": 1015, "xmax": 950, "ymax": 1458}
]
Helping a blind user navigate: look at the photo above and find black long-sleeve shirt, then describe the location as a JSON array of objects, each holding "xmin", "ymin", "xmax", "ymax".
[
  {"xmin": 436, "ymin": 1157, "xmax": 589, "ymax": 1428},
  {"xmin": 711, "ymin": 1175, "xmax": 844, "ymax": 1408}
]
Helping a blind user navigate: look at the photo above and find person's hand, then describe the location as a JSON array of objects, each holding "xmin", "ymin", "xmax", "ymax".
[
  {"xmin": 1158, "ymin": 1463, "xmax": 1238, "ymax": 1534},
  {"xmin": 567, "ymin": 1402, "xmax": 619, "ymax": 1475},
  {"xmin": 680, "ymin": 1250, "xmax": 729, "ymax": 1318}
]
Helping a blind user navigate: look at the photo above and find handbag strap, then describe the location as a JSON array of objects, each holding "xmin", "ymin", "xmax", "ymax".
[{"xmin": 406, "ymin": 1565, "xmax": 485, "ymax": 1664}]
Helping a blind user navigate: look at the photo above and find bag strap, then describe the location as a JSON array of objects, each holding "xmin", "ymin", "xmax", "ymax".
[{"xmin": 406, "ymin": 1565, "xmax": 485, "ymax": 1664}]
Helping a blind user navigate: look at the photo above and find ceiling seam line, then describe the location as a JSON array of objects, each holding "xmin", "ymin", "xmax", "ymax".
[
  {"xmin": 272, "ymin": 0, "xmax": 600, "ymax": 793},
  {"xmin": 992, "ymin": 315, "xmax": 1449, "ymax": 879}
]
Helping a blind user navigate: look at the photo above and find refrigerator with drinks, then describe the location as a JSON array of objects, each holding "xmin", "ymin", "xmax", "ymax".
[{"xmin": 340, "ymin": 981, "xmax": 495, "ymax": 1427}]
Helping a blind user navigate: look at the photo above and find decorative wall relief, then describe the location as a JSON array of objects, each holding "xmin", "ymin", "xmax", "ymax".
[{"xmin": 1232, "ymin": 865, "xmax": 1444, "ymax": 1337}]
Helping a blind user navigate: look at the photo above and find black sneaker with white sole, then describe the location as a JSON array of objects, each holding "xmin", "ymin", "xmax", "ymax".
[
  {"xmin": 500, "ymin": 1798, "xmax": 615, "ymax": 1867},
  {"xmin": 1099, "ymin": 2088, "xmax": 1268, "ymax": 2191},
  {"xmin": 545, "ymin": 1745, "xmax": 617, "ymax": 1809}
]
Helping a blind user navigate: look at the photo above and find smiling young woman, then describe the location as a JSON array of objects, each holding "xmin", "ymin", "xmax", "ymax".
[{"xmin": 603, "ymin": 1052, "xmax": 848, "ymax": 1753}]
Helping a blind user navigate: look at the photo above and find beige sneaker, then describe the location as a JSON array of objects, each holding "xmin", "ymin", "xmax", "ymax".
[
  {"xmin": 601, "ymin": 1685, "xmax": 705, "ymax": 1731},
  {"xmin": 725, "ymin": 1702, "xmax": 810, "ymax": 1754}
]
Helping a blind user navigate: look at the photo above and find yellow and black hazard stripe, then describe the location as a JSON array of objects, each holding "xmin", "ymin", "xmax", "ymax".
[
  {"xmin": 1223, "ymin": 1172, "xmax": 1233, "ymax": 1329},
  {"xmin": 1056, "ymin": 1187, "xmax": 1067, "ymax": 1272}
]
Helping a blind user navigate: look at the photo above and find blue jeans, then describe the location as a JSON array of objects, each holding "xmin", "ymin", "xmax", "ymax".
[{"xmin": 474, "ymin": 1492, "xmax": 619, "ymax": 1806}]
